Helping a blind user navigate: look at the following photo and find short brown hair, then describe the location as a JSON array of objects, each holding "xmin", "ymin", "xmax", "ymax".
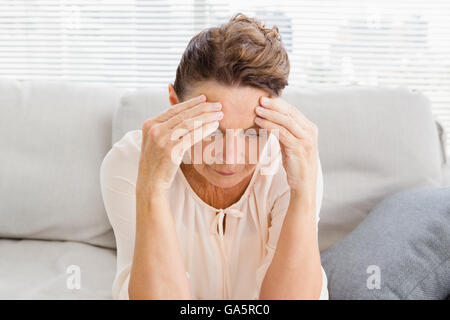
[{"xmin": 173, "ymin": 13, "xmax": 290, "ymax": 100}]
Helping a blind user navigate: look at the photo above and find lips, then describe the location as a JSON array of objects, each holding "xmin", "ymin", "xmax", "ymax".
[{"xmin": 214, "ymin": 169, "xmax": 237, "ymax": 176}]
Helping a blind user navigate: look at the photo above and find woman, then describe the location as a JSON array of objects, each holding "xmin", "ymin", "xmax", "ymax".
[{"xmin": 100, "ymin": 13, "xmax": 328, "ymax": 300}]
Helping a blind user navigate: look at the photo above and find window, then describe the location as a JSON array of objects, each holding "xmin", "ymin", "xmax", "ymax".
[{"xmin": 1, "ymin": 0, "xmax": 449, "ymax": 153}]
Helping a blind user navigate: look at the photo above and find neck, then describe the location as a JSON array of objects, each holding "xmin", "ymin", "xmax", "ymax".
[{"xmin": 180, "ymin": 163, "xmax": 253, "ymax": 209}]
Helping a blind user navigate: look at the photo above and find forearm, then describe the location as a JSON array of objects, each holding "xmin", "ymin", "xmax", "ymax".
[
  {"xmin": 129, "ymin": 190, "xmax": 192, "ymax": 299},
  {"xmin": 259, "ymin": 190, "xmax": 322, "ymax": 300}
]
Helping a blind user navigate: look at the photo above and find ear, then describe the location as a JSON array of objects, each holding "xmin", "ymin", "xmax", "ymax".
[
  {"xmin": 168, "ymin": 83, "xmax": 179, "ymax": 106},
  {"xmin": 270, "ymin": 89, "xmax": 282, "ymax": 98}
]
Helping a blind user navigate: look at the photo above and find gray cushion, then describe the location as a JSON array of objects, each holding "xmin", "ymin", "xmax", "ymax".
[
  {"xmin": 0, "ymin": 79, "xmax": 126, "ymax": 248},
  {"xmin": 114, "ymin": 85, "xmax": 444, "ymax": 251},
  {"xmin": 0, "ymin": 239, "xmax": 116, "ymax": 299},
  {"xmin": 321, "ymin": 186, "xmax": 450, "ymax": 299}
]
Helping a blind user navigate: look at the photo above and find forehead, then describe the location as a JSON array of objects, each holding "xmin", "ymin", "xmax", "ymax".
[{"xmin": 189, "ymin": 80, "xmax": 270, "ymax": 130}]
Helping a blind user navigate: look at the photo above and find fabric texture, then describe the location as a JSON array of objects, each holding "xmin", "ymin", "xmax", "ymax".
[
  {"xmin": 0, "ymin": 239, "xmax": 116, "ymax": 299},
  {"xmin": 100, "ymin": 129, "xmax": 328, "ymax": 300},
  {"xmin": 113, "ymin": 86, "xmax": 444, "ymax": 252},
  {"xmin": 321, "ymin": 186, "xmax": 450, "ymax": 300},
  {"xmin": 0, "ymin": 79, "xmax": 126, "ymax": 248},
  {"xmin": 443, "ymin": 163, "xmax": 450, "ymax": 187}
]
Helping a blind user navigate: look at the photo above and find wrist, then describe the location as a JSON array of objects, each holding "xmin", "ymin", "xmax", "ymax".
[
  {"xmin": 289, "ymin": 188, "xmax": 315, "ymax": 213},
  {"xmin": 136, "ymin": 185, "xmax": 168, "ymax": 210},
  {"xmin": 137, "ymin": 177, "xmax": 170, "ymax": 196}
]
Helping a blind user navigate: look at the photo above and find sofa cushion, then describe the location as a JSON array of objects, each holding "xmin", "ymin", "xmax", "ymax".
[
  {"xmin": 0, "ymin": 79, "xmax": 126, "ymax": 248},
  {"xmin": 0, "ymin": 239, "xmax": 116, "ymax": 299},
  {"xmin": 113, "ymin": 86, "xmax": 443, "ymax": 251},
  {"xmin": 321, "ymin": 186, "xmax": 450, "ymax": 299}
]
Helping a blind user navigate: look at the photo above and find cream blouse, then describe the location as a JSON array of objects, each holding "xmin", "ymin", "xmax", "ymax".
[{"xmin": 100, "ymin": 129, "xmax": 328, "ymax": 300}]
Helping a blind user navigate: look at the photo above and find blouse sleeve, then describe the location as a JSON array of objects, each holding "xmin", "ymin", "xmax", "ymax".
[
  {"xmin": 254, "ymin": 154, "xmax": 329, "ymax": 300},
  {"xmin": 99, "ymin": 131, "xmax": 140, "ymax": 300}
]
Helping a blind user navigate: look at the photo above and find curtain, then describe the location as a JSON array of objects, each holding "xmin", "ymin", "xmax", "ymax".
[{"xmin": 1, "ymin": 0, "xmax": 449, "ymax": 153}]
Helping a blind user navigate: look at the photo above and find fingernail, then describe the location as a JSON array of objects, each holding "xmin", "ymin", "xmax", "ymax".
[
  {"xmin": 216, "ymin": 111, "xmax": 223, "ymax": 119},
  {"xmin": 255, "ymin": 106, "xmax": 265, "ymax": 114},
  {"xmin": 198, "ymin": 94, "xmax": 206, "ymax": 101},
  {"xmin": 261, "ymin": 97, "xmax": 270, "ymax": 106},
  {"xmin": 212, "ymin": 102, "xmax": 222, "ymax": 110}
]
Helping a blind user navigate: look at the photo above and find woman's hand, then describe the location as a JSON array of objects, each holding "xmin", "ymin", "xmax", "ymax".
[
  {"xmin": 254, "ymin": 96, "xmax": 319, "ymax": 203},
  {"xmin": 137, "ymin": 95, "xmax": 223, "ymax": 194},
  {"xmin": 255, "ymin": 96, "xmax": 323, "ymax": 299},
  {"xmin": 132, "ymin": 95, "xmax": 222, "ymax": 300}
]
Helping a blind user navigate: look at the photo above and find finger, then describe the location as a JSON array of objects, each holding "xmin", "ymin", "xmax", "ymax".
[
  {"xmin": 171, "ymin": 111, "xmax": 223, "ymax": 139},
  {"xmin": 182, "ymin": 120, "xmax": 220, "ymax": 151},
  {"xmin": 164, "ymin": 101, "xmax": 222, "ymax": 129},
  {"xmin": 170, "ymin": 121, "xmax": 220, "ymax": 161},
  {"xmin": 145, "ymin": 102, "xmax": 222, "ymax": 148},
  {"xmin": 254, "ymin": 116, "xmax": 297, "ymax": 146},
  {"xmin": 155, "ymin": 94, "xmax": 206, "ymax": 122},
  {"xmin": 254, "ymin": 105, "xmax": 305, "ymax": 139},
  {"xmin": 260, "ymin": 96, "xmax": 312, "ymax": 129}
]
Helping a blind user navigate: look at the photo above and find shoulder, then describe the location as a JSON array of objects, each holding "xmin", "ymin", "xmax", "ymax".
[
  {"xmin": 100, "ymin": 130, "xmax": 142, "ymax": 187},
  {"xmin": 99, "ymin": 131, "xmax": 142, "ymax": 245},
  {"xmin": 112, "ymin": 129, "xmax": 142, "ymax": 154}
]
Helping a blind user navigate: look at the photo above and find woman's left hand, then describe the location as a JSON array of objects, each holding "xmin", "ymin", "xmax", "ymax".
[{"xmin": 254, "ymin": 96, "xmax": 318, "ymax": 203}]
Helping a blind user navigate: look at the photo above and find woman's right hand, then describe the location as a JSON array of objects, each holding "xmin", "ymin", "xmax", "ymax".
[{"xmin": 136, "ymin": 94, "xmax": 223, "ymax": 196}]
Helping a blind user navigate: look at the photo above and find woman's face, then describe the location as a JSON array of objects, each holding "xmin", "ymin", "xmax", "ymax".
[{"xmin": 169, "ymin": 80, "xmax": 272, "ymax": 189}]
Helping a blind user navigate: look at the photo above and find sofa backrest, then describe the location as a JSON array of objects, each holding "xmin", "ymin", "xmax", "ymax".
[
  {"xmin": 114, "ymin": 85, "xmax": 445, "ymax": 251},
  {"xmin": 0, "ymin": 80, "xmax": 445, "ymax": 251},
  {"xmin": 0, "ymin": 79, "xmax": 126, "ymax": 248}
]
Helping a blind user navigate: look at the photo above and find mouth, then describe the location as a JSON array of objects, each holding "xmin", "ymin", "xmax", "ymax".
[{"xmin": 213, "ymin": 169, "xmax": 238, "ymax": 176}]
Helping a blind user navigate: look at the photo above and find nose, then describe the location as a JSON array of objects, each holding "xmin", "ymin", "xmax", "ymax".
[{"xmin": 222, "ymin": 129, "xmax": 245, "ymax": 164}]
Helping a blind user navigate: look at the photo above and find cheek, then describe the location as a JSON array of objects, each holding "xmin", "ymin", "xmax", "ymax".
[
  {"xmin": 244, "ymin": 136, "xmax": 267, "ymax": 164},
  {"xmin": 188, "ymin": 140, "xmax": 215, "ymax": 164},
  {"xmin": 202, "ymin": 139, "xmax": 217, "ymax": 164},
  {"xmin": 243, "ymin": 164, "xmax": 257, "ymax": 176}
]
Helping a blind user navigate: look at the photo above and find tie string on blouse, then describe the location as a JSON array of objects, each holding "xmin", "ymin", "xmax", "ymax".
[{"xmin": 209, "ymin": 207, "xmax": 244, "ymax": 299}]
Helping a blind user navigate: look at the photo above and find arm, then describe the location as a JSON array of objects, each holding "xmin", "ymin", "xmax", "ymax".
[
  {"xmin": 101, "ymin": 95, "xmax": 223, "ymax": 299},
  {"xmin": 129, "ymin": 190, "xmax": 191, "ymax": 299},
  {"xmin": 128, "ymin": 94, "xmax": 222, "ymax": 299},
  {"xmin": 254, "ymin": 96, "xmax": 326, "ymax": 299},
  {"xmin": 101, "ymin": 145, "xmax": 190, "ymax": 299},
  {"xmin": 259, "ymin": 190, "xmax": 322, "ymax": 299}
]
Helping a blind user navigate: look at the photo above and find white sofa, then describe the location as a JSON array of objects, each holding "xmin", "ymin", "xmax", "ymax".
[{"xmin": 0, "ymin": 79, "xmax": 448, "ymax": 299}]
